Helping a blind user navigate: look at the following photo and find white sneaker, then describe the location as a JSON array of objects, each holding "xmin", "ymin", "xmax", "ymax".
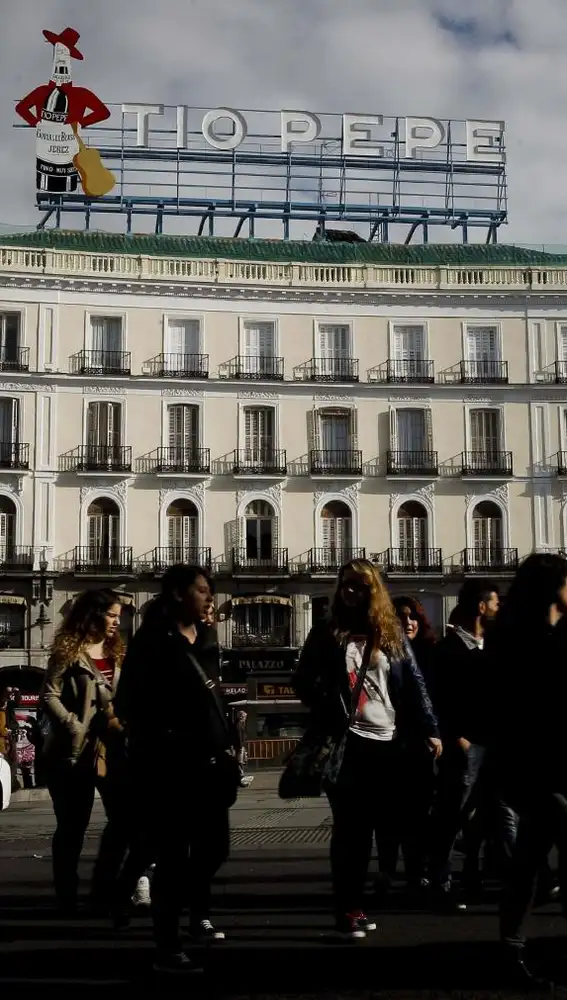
[
  {"xmin": 239, "ymin": 775, "xmax": 254, "ymax": 788},
  {"xmin": 132, "ymin": 875, "xmax": 151, "ymax": 907}
]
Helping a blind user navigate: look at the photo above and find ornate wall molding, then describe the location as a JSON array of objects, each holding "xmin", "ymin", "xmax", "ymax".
[
  {"xmin": 464, "ymin": 396, "xmax": 493, "ymax": 404},
  {"xmin": 158, "ymin": 481, "xmax": 206, "ymax": 506},
  {"xmin": 312, "ymin": 481, "xmax": 361, "ymax": 504},
  {"xmin": 389, "ymin": 492, "xmax": 401, "ymax": 511},
  {"xmin": 313, "ymin": 394, "xmax": 354, "ymax": 402},
  {"xmin": 0, "ymin": 382, "xmax": 55, "ymax": 393},
  {"xmin": 0, "ymin": 476, "xmax": 24, "ymax": 496},
  {"xmin": 162, "ymin": 388, "xmax": 202, "ymax": 397},
  {"xmin": 79, "ymin": 478, "xmax": 132, "ymax": 504},
  {"xmin": 82, "ymin": 386, "xmax": 124, "ymax": 395},
  {"xmin": 465, "ymin": 483, "xmax": 509, "ymax": 508},
  {"xmin": 265, "ymin": 483, "xmax": 284, "ymax": 504},
  {"xmin": 389, "ymin": 396, "xmax": 431, "ymax": 403},
  {"xmin": 416, "ymin": 482, "xmax": 436, "ymax": 501},
  {"xmin": 238, "ymin": 391, "xmax": 278, "ymax": 400}
]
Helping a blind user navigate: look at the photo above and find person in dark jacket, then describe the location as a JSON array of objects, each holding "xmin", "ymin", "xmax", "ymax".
[
  {"xmin": 486, "ymin": 552, "xmax": 567, "ymax": 988},
  {"xmin": 426, "ymin": 579, "xmax": 499, "ymax": 909},
  {"xmin": 114, "ymin": 565, "xmax": 238, "ymax": 976},
  {"xmin": 293, "ymin": 558, "xmax": 441, "ymax": 939}
]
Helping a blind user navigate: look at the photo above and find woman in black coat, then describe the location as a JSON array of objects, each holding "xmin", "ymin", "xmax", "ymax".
[{"xmin": 293, "ymin": 558, "xmax": 441, "ymax": 939}]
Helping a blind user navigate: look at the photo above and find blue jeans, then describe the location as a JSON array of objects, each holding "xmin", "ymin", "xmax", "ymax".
[{"xmin": 427, "ymin": 742, "xmax": 486, "ymax": 886}]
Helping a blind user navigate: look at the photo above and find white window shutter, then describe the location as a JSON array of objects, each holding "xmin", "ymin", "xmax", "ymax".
[
  {"xmin": 559, "ymin": 326, "xmax": 567, "ymax": 362},
  {"xmin": 389, "ymin": 409, "xmax": 398, "ymax": 450}
]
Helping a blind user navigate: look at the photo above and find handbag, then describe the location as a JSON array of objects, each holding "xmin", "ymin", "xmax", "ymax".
[
  {"xmin": 278, "ymin": 640, "xmax": 372, "ymax": 800},
  {"xmin": 185, "ymin": 649, "xmax": 240, "ymax": 809}
]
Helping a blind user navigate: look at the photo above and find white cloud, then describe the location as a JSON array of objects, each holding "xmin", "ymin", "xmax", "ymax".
[{"xmin": 0, "ymin": 0, "xmax": 566, "ymax": 245}]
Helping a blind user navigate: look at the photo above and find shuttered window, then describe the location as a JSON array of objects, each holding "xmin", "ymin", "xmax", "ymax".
[
  {"xmin": 470, "ymin": 409, "xmax": 500, "ymax": 454},
  {"xmin": 168, "ymin": 405, "xmax": 199, "ymax": 457},
  {"xmin": 90, "ymin": 317, "xmax": 122, "ymax": 360},
  {"xmin": 243, "ymin": 322, "xmax": 275, "ymax": 375},
  {"xmin": 466, "ymin": 326, "xmax": 499, "ymax": 362},
  {"xmin": 392, "ymin": 324, "xmax": 425, "ymax": 361},
  {"xmin": 244, "ymin": 407, "xmax": 274, "ymax": 460},
  {"xmin": 166, "ymin": 319, "xmax": 200, "ymax": 372},
  {"xmin": 86, "ymin": 498, "xmax": 120, "ymax": 559}
]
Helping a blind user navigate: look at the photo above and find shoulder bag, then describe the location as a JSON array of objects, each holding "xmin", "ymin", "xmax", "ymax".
[
  {"xmin": 278, "ymin": 640, "xmax": 372, "ymax": 799},
  {"xmin": 185, "ymin": 649, "xmax": 240, "ymax": 809}
]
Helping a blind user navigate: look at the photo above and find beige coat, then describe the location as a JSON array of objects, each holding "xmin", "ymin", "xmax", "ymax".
[{"xmin": 40, "ymin": 652, "xmax": 122, "ymax": 767}]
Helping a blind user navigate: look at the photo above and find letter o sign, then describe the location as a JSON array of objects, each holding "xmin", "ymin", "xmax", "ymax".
[{"xmin": 202, "ymin": 108, "xmax": 247, "ymax": 150}]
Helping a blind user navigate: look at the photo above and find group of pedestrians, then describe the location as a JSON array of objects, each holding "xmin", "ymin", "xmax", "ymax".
[
  {"xmin": 36, "ymin": 552, "xmax": 567, "ymax": 984},
  {"xmin": 293, "ymin": 553, "xmax": 567, "ymax": 988}
]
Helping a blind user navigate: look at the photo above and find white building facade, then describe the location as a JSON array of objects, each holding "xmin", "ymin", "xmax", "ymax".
[{"xmin": 0, "ymin": 231, "xmax": 566, "ymax": 723}]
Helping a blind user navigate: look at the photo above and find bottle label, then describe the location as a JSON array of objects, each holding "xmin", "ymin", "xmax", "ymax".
[{"xmin": 36, "ymin": 119, "xmax": 79, "ymax": 167}]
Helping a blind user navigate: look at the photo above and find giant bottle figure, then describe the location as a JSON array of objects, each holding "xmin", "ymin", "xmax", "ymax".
[{"xmin": 15, "ymin": 27, "xmax": 111, "ymax": 195}]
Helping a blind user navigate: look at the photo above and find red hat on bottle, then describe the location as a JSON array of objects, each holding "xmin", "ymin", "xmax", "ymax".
[{"xmin": 42, "ymin": 27, "xmax": 84, "ymax": 61}]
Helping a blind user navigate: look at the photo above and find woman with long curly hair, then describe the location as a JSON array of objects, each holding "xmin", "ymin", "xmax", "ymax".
[
  {"xmin": 294, "ymin": 559, "xmax": 441, "ymax": 938},
  {"xmin": 40, "ymin": 588, "xmax": 127, "ymax": 915}
]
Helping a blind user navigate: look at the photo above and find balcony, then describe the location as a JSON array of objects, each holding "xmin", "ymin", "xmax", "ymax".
[
  {"xmin": 0, "ymin": 347, "xmax": 29, "ymax": 373},
  {"xmin": 232, "ymin": 548, "xmax": 289, "ymax": 575},
  {"xmin": 221, "ymin": 356, "xmax": 284, "ymax": 380},
  {"xmin": 70, "ymin": 350, "xmax": 131, "ymax": 376},
  {"xmin": 299, "ymin": 547, "xmax": 366, "ymax": 575},
  {"xmin": 65, "ymin": 445, "xmax": 132, "ymax": 474},
  {"xmin": 309, "ymin": 449, "xmax": 363, "ymax": 477},
  {"xmin": 296, "ymin": 357, "xmax": 359, "ymax": 382},
  {"xmin": 233, "ymin": 449, "xmax": 287, "ymax": 476},
  {"xmin": 462, "ymin": 548, "xmax": 519, "ymax": 573},
  {"xmin": 555, "ymin": 361, "xmax": 567, "ymax": 384},
  {"xmin": 460, "ymin": 360, "xmax": 509, "ymax": 384},
  {"xmin": 152, "ymin": 546, "xmax": 212, "ymax": 574},
  {"xmin": 461, "ymin": 450, "xmax": 513, "ymax": 476},
  {"xmin": 145, "ymin": 353, "xmax": 209, "ymax": 379},
  {"xmin": 0, "ymin": 547, "xmax": 34, "ymax": 572},
  {"xmin": 74, "ymin": 546, "xmax": 134, "ymax": 575},
  {"xmin": 232, "ymin": 627, "xmax": 291, "ymax": 648},
  {"xmin": 148, "ymin": 447, "xmax": 210, "ymax": 475},
  {"xmin": 387, "ymin": 450, "xmax": 439, "ymax": 477},
  {"xmin": 0, "ymin": 442, "xmax": 29, "ymax": 470},
  {"xmin": 369, "ymin": 359, "xmax": 435, "ymax": 384},
  {"xmin": 378, "ymin": 548, "xmax": 444, "ymax": 574},
  {"xmin": 557, "ymin": 452, "xmax": 567, "ymax": 476}
]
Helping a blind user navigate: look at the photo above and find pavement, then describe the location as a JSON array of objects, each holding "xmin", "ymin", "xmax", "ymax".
[{"xmin": 1, "ymin": 773, "xmax": 567, "ymax": 997}]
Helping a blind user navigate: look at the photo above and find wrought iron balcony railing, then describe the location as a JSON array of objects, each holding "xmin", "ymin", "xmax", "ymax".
[
  {"xmin": 387, "ymin": 450, "xmax": 438, "ymax": 476},
  {"xmin": 0, "ymin": 442, "xmax": 29, "ymax": 470},
  {"xmin": 0, "ymin": 546, "xmax": 34, "ymax": 571},
  {"xmin": 232, "ymin": 628, "xmax": 291, "ymax": 648},
  {"xmin": 69, "ymin": 445, "xmax": 132, "ymax": 473},
  {"xmin": 379, "ymin": 548, "xmax": 443, "ymax": 574},
  {"xmin": 145, "ymin": 353, "xmax": 209, "ymax": 378},
  {"xmin": 74, "ymin": 546, "xmax": 134, "ymax": 575},
  {"xmin": 309, "ymin": 449, "xmax": 363, "ymax": 476},
  {"xmin": 222, "ymin": 356, "xmax": 284, "ymax": 380},
  {"xmin": 303, "ymin": 547, "xmax": 366, "ymax": 574},
  {"xmin": 369, "ymin": 359, "xmax": 435, "ymax": 384},
  {"xmin": 70, "ymin": 350, "xmax": 131, "ymax": 376},
  {"xmin": 460, "ymin": 360, "xmax": 509, "ymax": 384},
  {"xmin": 0, "ymin": 347, "xmax": 29, "ymax": 373},
  {"xmin": 461, "ymin": 450, "xmax": 513, "ymax": 476},
  {"xmin": 555, "ymin": 361, "xmax": 567, "ymax": 384},
  {"xmin": 152, "ymin": 546, "xmax": 212, "ymax": 573},
  {"xmin": 151, "ymin": 447, "xmax": 210, "ymax": 475},
  {"xmin": 298, "ymin": 357, "xmax": 359, "ymax": 382},
  {"xmin": 232, "ymin": 548, "xmax": 289, "ymax": 575},
  {"xmin": 462, "ymin": 548, "xmax": 519, "ymax": 573},
  {"xmin": 233, "ymin": 449, "xmax": 287, "ymax": 476},
  {"xmin": 557, "ymin": 451, "xmax": 567, "ymax": 476}
]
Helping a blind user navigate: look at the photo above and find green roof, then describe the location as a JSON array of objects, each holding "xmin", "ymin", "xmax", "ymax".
[{"xmin": 1, "ymin": 229, "xmax": 567, "ymax": 267}]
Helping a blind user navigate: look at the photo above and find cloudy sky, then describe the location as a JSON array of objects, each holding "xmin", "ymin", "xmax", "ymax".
[{"xmin": 1, "ymin": 0, "xmax": 566, "ymax": 245}]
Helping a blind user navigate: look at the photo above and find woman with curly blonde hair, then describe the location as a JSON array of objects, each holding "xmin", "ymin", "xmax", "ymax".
[
  {"xmin": 40, "ymin": 588, "xmax": 127, "ymax": 916},
  {"xmin": 294, "ymin": 559, "xmax": 441, "ymax": 938}
]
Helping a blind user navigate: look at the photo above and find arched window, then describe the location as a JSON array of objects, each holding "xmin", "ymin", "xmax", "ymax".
[
  {"xmin": 166, "ymin": 499, "xmax": 198, "ymax": 561},
  {"xmin": 0, "ymin": 496, "xmax": 16, "ymax": 558},
  {"xmin": 244, "ymin": 500, "xmax": 276, "ymax": 561},
  {"xmin": 320, "ymin": 500, "xmax": 352, "ymax": 567},
  {"xmin": 397, "ymin": 500, "xmax": 428, "ymax": 565},
  {"xmin": 471, "ymin": 501, "xmax": 502, "ymax": 567},
  {"xmin": 87, "ymin": 497, "xmax": 120, "ymax": 561}
]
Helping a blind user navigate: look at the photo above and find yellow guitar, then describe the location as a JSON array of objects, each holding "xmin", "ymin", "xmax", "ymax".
[{"xmin": 71, "ymin": 122, "xmax": 116, "ymax": 198}]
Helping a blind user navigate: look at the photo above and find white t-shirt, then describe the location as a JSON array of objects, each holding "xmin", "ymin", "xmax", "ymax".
[{"xmin": 345, "ymin": 639, "xmax": 396, "ymax": 742}]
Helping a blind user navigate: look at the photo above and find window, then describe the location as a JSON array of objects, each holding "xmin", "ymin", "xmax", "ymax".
[
  {"xmin": 318, "ymin": 409, "xmax": 353, "ymax": 453},
  {"xmin": 0, "ymin": 314, "xmax": 21, "ymax": 365},
  {"xmin": 87, "ymin": 498, "xmax": 120, "ymax": 561},
  {"xmin": 0, "ymin": 497, "xmax": 16, "ymax": 558},
  {"xmin": 470, "ymin": 409, "xmax": 500, "ymax": 456},
  {"xmin": 243, "ymin": 321, "xmax": 275, "ymax": 375},
  {"xmin": 244, "ymin": 500, "xmax": 276, "ymax": 560},
  {"xmin": 90, "ymin": 316, "xmax": 123, "ymax": 364},
  {"xmin": 392, "ymin": 408, "xmax": 431, "ymax": 454},
  {"xmin": 233, "ymin": 601, "xmax": 291, "ymax": 646},
  {"xmin": 391, "ymin": 324, "xmax": 426, "ymax": 378},
  {"xmin": 166, "ymin": 499, "xmax": 198, "ymax": 560},
  {"xmin": 397, "ymin": 501, "xmax": 428, "ymax": 561},
  {"xmin": 243, "ymin": 407, "xmax": 275, "ymax": 461},
  {"xmin": 317, "ymin": 323, "xmax": 350, "ymax": 377},
  {"xmin": 472, "ymin": 501, "xmax": 503, "ymax": 563},
  {"xmin": 0, "ymin": 399, "xmax": 20, "ymax": 444},
  {"xmin": 168, "ymin": 404, "xmax": 199, "ymax": 460},
  {"xmin": 0, "ymin": 604, "xmax": 25, "ymax": 649},
  {"xmin": 86, "ymin": 401, "xmax": 121, "ymax": 463},
  {"xmin": 466, "ymin": 325, "xmax": 499, "ymax": 362},
  {"xmin": 166, "ymin": 318, "xmax": 200, "ymax": 372},
  {"xmin": 320, "ymin": 501, "xmax": 352, "ymax": 559}
]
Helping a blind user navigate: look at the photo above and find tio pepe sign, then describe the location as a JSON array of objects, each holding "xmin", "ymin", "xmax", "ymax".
[{"xmin": 122, "ymin": 104, "xmax": 505, "ymax": 164}]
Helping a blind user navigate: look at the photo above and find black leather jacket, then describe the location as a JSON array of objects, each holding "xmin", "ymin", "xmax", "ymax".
[{"xmin": 293, "ymin": 620, "xmax": 439, "ymax": 744}]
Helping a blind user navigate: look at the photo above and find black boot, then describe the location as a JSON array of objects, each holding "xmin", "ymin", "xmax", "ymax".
[{"xmin": 502, "ymin": 946, "xmax": 552, "ymax": 992}]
